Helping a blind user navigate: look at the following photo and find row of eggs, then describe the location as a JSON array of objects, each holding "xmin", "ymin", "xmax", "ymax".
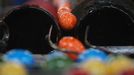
[{"xmin": 0, "ymin": 48, "xmax": 133, "ymax": 75}]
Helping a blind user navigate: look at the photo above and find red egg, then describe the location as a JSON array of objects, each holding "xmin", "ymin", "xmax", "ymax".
[
  {"xmin": 121, "ymin": 69, "xmax": 134, "ymax": 75},
  {"xmin": 68, "ymin": 68, "xmax": 89, "ymax": 75},
  {"xmin": 58, "ymin": 36, "xmax": 85, "ymax": 60}
]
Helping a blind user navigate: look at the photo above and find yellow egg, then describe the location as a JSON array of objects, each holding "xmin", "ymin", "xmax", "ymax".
[
  {"xmin": 0, "ymin": 62, "xmax": 28, "ymax": 75},
  {"xmin": 107, "ymin": 55, "xmax": 134, "ymax": 75},
  {"xmin": 81, "ymin": 60, "xmax": 107, "ymax": 75}
]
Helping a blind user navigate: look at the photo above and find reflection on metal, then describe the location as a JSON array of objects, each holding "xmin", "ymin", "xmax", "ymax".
[{"xmin": 98, "ymin": 46, "xmax": 134, "ymax": 54}]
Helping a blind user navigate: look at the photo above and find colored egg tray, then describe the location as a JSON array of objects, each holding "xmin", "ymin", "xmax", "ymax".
[{"xmin": 0, "ymin": 48, "xmax": 134, "ymax": 75}]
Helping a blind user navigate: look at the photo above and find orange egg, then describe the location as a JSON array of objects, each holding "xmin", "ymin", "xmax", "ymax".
[
  {"xmin": 55, "ymin": 0, "xmax": 77, "ymax": 30},
  {"xmin": 58, "ymin": 36, "xmax": 85, "ymax": 60},
  {"xmin": 58, "ymin": 12, "xmax": 77, "ymax": 30}
]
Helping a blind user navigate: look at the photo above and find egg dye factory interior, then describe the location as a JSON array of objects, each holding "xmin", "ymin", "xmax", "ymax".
[{"xmin": 0, "ymin": 0, "xmax": 134, "ymax": 75}]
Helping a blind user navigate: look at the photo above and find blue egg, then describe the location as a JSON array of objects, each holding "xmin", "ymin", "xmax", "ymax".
[
  {"xmin": 3, "ymin": 49, "xmax": 35, "ymax": 67},
  {"xmin": 77, "ymin": 48, "xmax": 108, "ymax": 63},
  {"xmin": 47, "ymin": 50, "xmax": 68, "ymax": 61}
]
